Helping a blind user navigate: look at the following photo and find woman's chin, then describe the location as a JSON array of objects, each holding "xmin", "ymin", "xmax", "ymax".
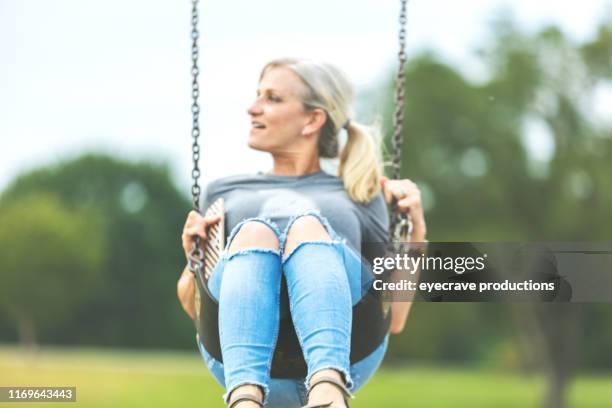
[{"xmin": 247, "ymin": 138, "xmax": 267, "ymax": 152}]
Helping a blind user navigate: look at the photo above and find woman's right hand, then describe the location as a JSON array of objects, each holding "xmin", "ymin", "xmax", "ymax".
[
  {"xmin": 178, "ymin": 210, "xmax": 222, "ymax": 320},
  {"xmin": 181, "ymin": 210, "xmax": 222, "ymax": 259}
]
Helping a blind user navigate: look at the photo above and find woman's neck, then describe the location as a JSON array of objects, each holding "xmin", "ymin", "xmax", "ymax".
[{"xmin": 270, "ymin": 153, "xmax": 321, "ymax": 176}]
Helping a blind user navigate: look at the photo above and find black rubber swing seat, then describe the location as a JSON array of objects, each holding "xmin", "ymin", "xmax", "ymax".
[{"xmin": 195, "ymin": 274, "xmax": 391, "ymax": 379}]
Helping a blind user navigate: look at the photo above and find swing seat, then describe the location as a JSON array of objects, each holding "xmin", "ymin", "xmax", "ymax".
[{"xmin": 195, "ymin": 272, "xmax": 391, "ymax": 378}]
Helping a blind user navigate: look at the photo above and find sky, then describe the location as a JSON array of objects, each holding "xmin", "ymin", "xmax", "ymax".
[{"xmin": 1, "ymin": 0, "xmax": 611, "ymax": 194}]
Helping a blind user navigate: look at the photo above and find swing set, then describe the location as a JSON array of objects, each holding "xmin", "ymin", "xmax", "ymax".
[{"xmin": 186, "ymin": 0, "xmax": 412, "ymax": 379}]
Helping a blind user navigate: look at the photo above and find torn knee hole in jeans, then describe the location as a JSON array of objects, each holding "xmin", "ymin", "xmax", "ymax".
[
  {"xmin": 222, "ymin": 216, "xmax": 282, "ymax": 261},
  {"xmin": 281, "ymin": 210, "xmax": 344, "ymax": 258},
  {"xmin": 225, "ymin": 217, "xmax": 282, "ymax": 247}
]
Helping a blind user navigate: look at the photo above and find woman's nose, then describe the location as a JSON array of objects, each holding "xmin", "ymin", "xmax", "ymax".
[{"xmin": 247, "ymin": 100, "xmax": 263, "ymax": 116}]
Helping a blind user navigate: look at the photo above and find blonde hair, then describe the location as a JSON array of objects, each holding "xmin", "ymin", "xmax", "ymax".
[{"xmin": 260, "ymin": 58, "xmax": 382, "ymax": 203}]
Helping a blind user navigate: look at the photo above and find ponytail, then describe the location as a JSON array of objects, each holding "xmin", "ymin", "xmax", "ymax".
[{"xmin": 338, "ymin": 122, "xmax": 382, "ymax": 203}]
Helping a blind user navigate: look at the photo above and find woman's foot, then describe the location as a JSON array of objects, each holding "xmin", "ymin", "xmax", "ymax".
[
  {"xmin": 305, "ymin": 370, "xmax": 349, "ymax": 408},
  {"xmin": 227, "ymin": 384, "xmax": 263, "ymax": 408}
]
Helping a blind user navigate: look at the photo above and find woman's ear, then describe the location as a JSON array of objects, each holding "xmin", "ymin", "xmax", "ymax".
[{"xmin": 302, "ymin": 108, "xmax": 327, "ymax": 136}]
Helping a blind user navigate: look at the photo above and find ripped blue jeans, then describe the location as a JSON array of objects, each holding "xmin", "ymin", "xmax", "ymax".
[{"xmin": 197, "ymin": 210, "xmax": 389, "ymax": 407}]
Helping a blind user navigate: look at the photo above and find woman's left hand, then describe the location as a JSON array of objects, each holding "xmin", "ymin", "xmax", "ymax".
[{"xmin": 380, "ymin": 176, "xmax": 427, "ymax": 242}]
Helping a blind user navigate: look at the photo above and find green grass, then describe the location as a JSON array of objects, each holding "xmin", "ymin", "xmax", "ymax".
[{"xmin": 0, "ymin": 346, "xmax": 610, "ymax": 407}]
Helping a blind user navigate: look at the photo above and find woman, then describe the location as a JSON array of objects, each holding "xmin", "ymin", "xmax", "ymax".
[{"xmin": 177, "ymin": 58, "xmax": 427, "ymax": 408}]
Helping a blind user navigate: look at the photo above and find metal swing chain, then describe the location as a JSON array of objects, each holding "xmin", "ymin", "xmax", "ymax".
[
  {"xmin": 389, "ymin": 0, "xmax": 413, "ymax": 243},
  {"xmin": 187, "ymin": 0, "xmax": 205, "ymax": 277}
]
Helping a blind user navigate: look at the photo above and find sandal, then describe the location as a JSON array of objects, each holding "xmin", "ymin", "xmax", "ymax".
[
  {"xmin": 227, "ymin": 393, "xmax": 263, "ymax": 408},
  {"xmin": 301, "ymin": 376, "xmax": 354, "ymax": 408}
]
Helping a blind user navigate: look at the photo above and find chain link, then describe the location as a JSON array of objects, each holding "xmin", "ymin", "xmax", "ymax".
[
  {"xmin": 389, "ymin": 0, "xmax": 412, "ymax": 242},
  {"xmin": 188, "ymin": 0, "xmax": 204, "ymax": 277}
]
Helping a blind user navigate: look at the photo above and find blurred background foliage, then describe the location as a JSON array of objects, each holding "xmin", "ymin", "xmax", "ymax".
[
  {"xmin": 1, "ymin": 16, "xmax": 611, "ymax": 380},
  {"xmin": 0, "ymin": 156, "xmax": 192, "ymax": 349}
]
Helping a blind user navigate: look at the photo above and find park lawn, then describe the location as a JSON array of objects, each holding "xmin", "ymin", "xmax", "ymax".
[{"xmin": 0, "ymin": 346, "xmax": 610, "ymax": 408}]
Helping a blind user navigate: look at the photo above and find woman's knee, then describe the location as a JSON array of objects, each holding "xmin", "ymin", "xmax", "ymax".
[
  {"xmin": 227, "ymin": 220, "xmax": 280, "ymax": 255},
  {"xmin": 283, "ymin": 215, "xmax": 332, "ymax": 258}
]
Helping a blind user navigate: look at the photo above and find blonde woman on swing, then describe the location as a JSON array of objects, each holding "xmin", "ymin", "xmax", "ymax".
[{"xmin": 177, "ymin": 58, "xmax": 427, "ymax": 408}]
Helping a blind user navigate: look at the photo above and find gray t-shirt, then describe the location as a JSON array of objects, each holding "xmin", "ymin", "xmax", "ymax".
[{"xmin": 202, "ymin": 170, "xmax": 389, "ymax": 262}]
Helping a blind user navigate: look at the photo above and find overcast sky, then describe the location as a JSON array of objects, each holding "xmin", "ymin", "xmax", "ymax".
[{"xmin": 1, "ymin": 0, "xmax": 610, "ymax": 194}]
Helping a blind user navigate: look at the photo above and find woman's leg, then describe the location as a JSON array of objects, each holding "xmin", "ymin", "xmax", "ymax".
[
  {"xmin": 213, "ymin": 219, "xmax": 282, "ymax": 406},
  {"xmin": 349, "ymin": 334, "xmax": 389, "ymax": 393},
  {"xmin": 282, "ymin": 213, "xmax": 353, "ymax": 407}
]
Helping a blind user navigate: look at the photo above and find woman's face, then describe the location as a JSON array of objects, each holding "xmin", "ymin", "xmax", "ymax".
[{"xmin": 247, "ymin": 66, "xmax": 315, "ymax": 154}]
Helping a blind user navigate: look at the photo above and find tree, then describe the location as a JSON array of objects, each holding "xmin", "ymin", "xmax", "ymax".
[
  {"xmin": 371, "ymin": 15, "xmax": 612, "ymax": 408},
  {"xmin": 0, "ymin": 154, "xmax": 193, "ymax": 348},
  {"xmin": 0, "ymin": 193, "xmax": 105, "ymax": 349}
]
